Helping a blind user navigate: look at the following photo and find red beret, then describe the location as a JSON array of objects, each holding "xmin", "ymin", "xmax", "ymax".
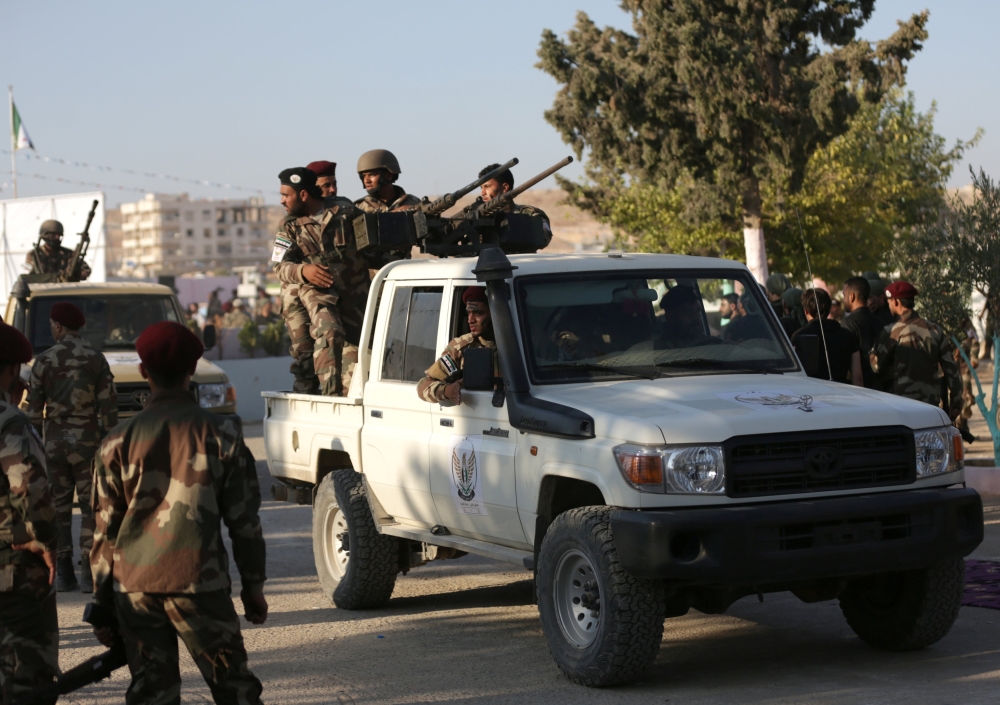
[
  {"xmin": 136, "ymin": 322, "xmax": 203, "ymax": 375},
  {"xmin": 0, "ymin": 323, "xmax": 32, "ymax": 364},
  {"xmin": 50, "ymin": 302, "xmax": 85, "ymax": 329},
  {"xmin": 885, "ymin": 281, "xmax": 919, "ymax": 299},
  {"xmin": 307, "ymin": 160, "xmax": 337, "ymax": 177},
  {"xmin": 462, "ymin": 287, "xmax": 487, "ymax": 305}
]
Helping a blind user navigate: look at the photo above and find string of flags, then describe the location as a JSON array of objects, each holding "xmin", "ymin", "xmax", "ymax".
[{"xmin": 1, "ymin": 170, "xmax": 149, "ymax": 193}]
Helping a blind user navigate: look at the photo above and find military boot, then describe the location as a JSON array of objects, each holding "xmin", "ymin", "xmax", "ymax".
[
  {"xmin": 79, "ymin": 560, "xmax": 93, "ymax": 594},
  {"xmin": 56, "ymin": 555, "xmax": 79, "ymax": 592}
]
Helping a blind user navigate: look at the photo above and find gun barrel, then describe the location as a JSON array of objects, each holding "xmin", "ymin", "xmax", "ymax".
[
  {"xmin": 423, "ymin": 158, "xmax": 519, "ymax": 216},
  {"xmin": 81, "ymin": 199, "xmax": 99, "ymax": 235},
  {"xmin": 481, "ymin": 156, "xmax": 573, "ymax": 216}
]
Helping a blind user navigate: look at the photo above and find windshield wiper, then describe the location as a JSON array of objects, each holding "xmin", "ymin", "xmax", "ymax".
[
  {"xmin": 655, "ymin": 358, "xmax": 784, "ymax": 374},
  {"xmin": 541, "ymin": 362, "xmax": 659, "ymax": 380},
  {"xmin": 102, "ymin": 341, "xmax": 136, "ymax": 349}
]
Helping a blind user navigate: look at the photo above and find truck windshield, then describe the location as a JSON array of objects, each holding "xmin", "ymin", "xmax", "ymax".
[
  {"xmin": 29, "ymin": 295, "xmax": 182, "ymax": 354},
  {"xmin": 515, "ymin": 270, "xmax": 799, "ymax": 383}
]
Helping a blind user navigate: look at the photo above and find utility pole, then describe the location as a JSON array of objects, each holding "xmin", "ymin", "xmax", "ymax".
[{"xmin": 8, "ymin": 86, "xmax": 17, "ymax": 198}]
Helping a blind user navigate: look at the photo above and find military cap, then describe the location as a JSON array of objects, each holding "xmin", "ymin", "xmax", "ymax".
[
  {"xmin": 307, "ymin": 160, "xmax": 337, "ymax": 177},
  {"xmin": 0, "ymin": 322, "xmax": 32, "ymax": 364},
  {"xmin": 278, "ymin": 167, "xmax": 318, "ymax": 191},
  {"xmin": 136, "ymin": 321, "xmax": 204, "ymax": 375},
  {"xmin": 50, "ymin": 302, "xmax": 85, "ymax": 329},
  {"xmin": 765, "ymin": 272, "xmax": 790, "ymax": 296},
  {"xmin": 885, "ymin": 281, "xmax": 919, "ymax": 299},
  {"xmin": 463, "ymin": 287, "xmax": 488, "ymax": 312},
  {"xmin": 781, "ymin": 287, "xmax": 803, "ymax": 309},
  {"xmin": 39, "ymin": 219, "xmax": 64, "ymax": 236},
  {"xmin": 863, "ymin": 271, "xmax": 886, "ymax": 290}
]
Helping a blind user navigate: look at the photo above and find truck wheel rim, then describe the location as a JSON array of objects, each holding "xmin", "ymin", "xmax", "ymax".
[
  {"xmin": 324, "ymin": 505, "xmax": 350, "ymax": 579},
  {"xmin": 553, "ymin": 549, "xmax": 601, "ymax": 648}
]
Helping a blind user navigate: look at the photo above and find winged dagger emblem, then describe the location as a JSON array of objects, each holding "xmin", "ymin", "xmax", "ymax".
[
  {"xmin": 452, "ymin": 439, "xmax": 478, "ymax": 501},
  {"xmin": 735, "ymin": 393, "xmax": 813, "ymax": 412}
]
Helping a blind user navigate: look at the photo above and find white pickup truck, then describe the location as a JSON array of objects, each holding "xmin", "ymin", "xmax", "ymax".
[{"xmin": 263, "ymin": 248, "xmax": 983, "ymax": 687}]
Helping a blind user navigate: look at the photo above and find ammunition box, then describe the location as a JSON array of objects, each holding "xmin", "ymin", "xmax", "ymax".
[
  {"xmin": 499, "ymin": 213, "xmax": 548, "ymax": 254},
  {"xmin": 353, "ymin": 212, "xmax": 418, "ymax": 252}
]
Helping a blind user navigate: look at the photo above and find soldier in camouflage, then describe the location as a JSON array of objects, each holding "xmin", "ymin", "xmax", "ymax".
[
  {"xmin": 417, "ymin": 288, "xmax": 497, "ymax": 404},
  {"xmin": 24, "ymin": 220, "xmax": 92, "ymax": 281},
  {"xmin": 91, "ymin": 321, "xmax": 267, "ymax": 705},
  {"xmin": 0, "ymin": 322, "xmax": 59, "ymax": 705},
  {"xmin": 954, "ymin": 319, "xmax": 980, "ymax": 443},
  {"xmin": 273, "ymin": 167, "xmax": 373, "ymax": 396},
  {"xmin": 354, "ymin": 149, "xmax": 422, "ymax": 214},
  {"xmin": 478, "ymin": 163, "xmax": 552, "ymax": 248},
  {"xmin": 220, "ymin": 299, "xmax": 253, "ymax": 329},
  {"xmin": 26, "ymin": 302, "xmax": 116, "ymax": 594},
  {"xmin": 871, "ymin": 281, "xmax": 963, "ymax": 418},
  {"xmin": 307, "ymin": 160, "xmax": 338, "ymax": 198}
]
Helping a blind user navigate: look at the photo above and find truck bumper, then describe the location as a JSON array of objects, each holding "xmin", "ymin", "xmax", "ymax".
[{"xmin": 610, "ymin": 487, "xmax": 984, "ymax": 584}]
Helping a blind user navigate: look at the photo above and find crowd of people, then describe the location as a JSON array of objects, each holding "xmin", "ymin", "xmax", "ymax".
[{"xmin": 181, "ymin": 288, "xmax": 283, "ymax": 345}]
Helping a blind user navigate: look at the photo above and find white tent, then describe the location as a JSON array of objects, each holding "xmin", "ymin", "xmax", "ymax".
[{"xmin": 0, "ymin": 191, "xmax": 106, "ymax": 312}]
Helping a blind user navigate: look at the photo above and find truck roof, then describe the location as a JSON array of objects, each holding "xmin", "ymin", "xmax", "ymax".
[
  {"xmin": 24, "ymin": 282, "xmax": 176, "ymax": 297},
  {"xmin": 382, "ymin": 252, "xmax": 750, "ymax": 281}
]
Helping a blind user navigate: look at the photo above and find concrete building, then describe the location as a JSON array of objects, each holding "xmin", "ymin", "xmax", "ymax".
[{"xmin": 119, "ymin": 193, "xmax": 275, "ymax": 276}]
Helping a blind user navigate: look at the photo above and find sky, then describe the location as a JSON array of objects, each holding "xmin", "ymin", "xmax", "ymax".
[{"xmin": 2, "ymin": 0, "xmax": 996, "ymax": 208}]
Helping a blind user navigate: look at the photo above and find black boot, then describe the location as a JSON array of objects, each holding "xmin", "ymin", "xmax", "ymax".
[
  {"xmin": 79, "ymin": 560, "xmax": 93, "ymax": 594},
  {"xmin": 960, "ymin": 424, "xmax": 977, "ymax": 444},
  {"xmin": 56, "ymin": 555, "xmax": 79, "ymax": 592}
]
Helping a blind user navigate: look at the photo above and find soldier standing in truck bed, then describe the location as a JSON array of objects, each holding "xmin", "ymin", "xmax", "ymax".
[
  {"xmin": 26, "ymin": 303, "xmax": 116, "ymax": 593},
  {"xmin": 354, "ymin": 149, "xmax": 421, "ymax": 214},
  {"xmin": 24, "ymin": 220, "xmax": 91, "ymax": 281},
  {"xmin": 477, "ymin": 163, "xmax": 552, "ymax": 248}
]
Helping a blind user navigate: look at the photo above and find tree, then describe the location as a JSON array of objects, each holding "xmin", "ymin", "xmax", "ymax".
[{"xmin": 537, "ymin": 1, "xmax": 929, "ymax": 282}]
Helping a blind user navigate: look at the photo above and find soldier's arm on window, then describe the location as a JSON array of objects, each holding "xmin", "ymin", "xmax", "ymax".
[{"xmin": 219, "ymin": 437, "xmax": 266, "ymax": 593}]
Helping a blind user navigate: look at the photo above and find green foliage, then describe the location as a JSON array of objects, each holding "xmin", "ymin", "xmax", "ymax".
[
  {"xmin": 260, "ymin": 321, "xmax": 287, "ymax": 357},
  {"xmin": 238, "ymin": 321, "xmax": 259, "ymax": 356},
  {"xmin": 954, "ymin": 168, "xmax": 1000, "ymax": 320}
]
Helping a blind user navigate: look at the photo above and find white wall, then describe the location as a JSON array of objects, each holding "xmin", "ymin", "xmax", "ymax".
[{"xmin": 215, "ymin": 356, "xmax": 294, "ymax": 422}]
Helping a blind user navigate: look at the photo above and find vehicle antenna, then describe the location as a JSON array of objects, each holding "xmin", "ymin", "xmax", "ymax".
[{"xmin": 795, "ymin": 208, "xmax": 832, "ymax": 381}]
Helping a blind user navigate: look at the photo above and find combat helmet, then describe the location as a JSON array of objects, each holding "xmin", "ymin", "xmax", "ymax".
[
  {"xmin": 39, "ymin": 219, "xmax": 64, "ymax": 240},
  {"xmin": 357, "ymin": 149, "xmax": 401, "ymax": 176}
]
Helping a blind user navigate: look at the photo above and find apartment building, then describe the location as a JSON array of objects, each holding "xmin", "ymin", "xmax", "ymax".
[{"xmin": 119, "ymin": 193, "xmax": 275, "ymax": 276}]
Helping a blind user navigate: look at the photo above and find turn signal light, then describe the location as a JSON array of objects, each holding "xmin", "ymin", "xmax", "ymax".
[
  {"xmin": 617, "ymin": 454, "xmax": 663, "ymax": 485},
  {"xmin": 952, "ymin": 433, "xmax": 964, "ymax": 462},
  {"xmin": 225, "ymin": 383, "xmax": 237, "ymax": 403}
]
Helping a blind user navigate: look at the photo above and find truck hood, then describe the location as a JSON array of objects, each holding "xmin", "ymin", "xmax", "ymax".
[
  {"xmin": 21, "ymin": 351, "xmax": 228, "ymax": 385},
  {"xmin": 531, "ymin": 373, "xmax": 950, "ymax": 445}
]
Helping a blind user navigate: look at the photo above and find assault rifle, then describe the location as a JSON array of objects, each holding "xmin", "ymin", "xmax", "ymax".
[
  {"xmin": 13, "ymin": 602, "xmax": 127, "ymax": 705},
  {"xmin": 62, "ymin": 199, "xmax": 98, "ymax": 282},
  {"xmin": 418, "ymin": 158, "xmax": 519, "ymax": 216},
  {"xmin": 353, "ymin": 156, "xmax": 573, "ymax": 258}
]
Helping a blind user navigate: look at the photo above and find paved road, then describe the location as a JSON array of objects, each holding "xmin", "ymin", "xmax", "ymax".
[{"xmin": 54, "ymin": 425, "xmax": 1000, "ymax": 704}]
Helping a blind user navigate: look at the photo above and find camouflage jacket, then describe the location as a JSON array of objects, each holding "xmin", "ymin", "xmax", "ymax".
[
  {"xmin": 354, "ymin": 186, "xmax": 421, "ymax": 214},
  {"xmin": 272, "ymin": 199, "xmax": 371, "ymax": 290},
  {"xmin": 26, "ymin": 332, "xmax": 117, "ymax": 444},
  {"xmin": 24, "ymin": 245, "xmax": 91, "ymax": 281},
  {"xmin": 417, "ymin": 334, "xmax": 497, "ymax": 403},
  {"xmin": 91, "ymin": 389, "xmax": 266, "ymax": 603},
  {"xmin": 871, "ymin": 310, "xmax": 963, "ymax": 412},
  {"xmin": 0, "ymin": 395, "xmax": 57, "ymax": 598},
  {"xmin": 511, "ymin": 203, "xmax": 552, "ymax": 248},
  {"xmin": 221, "ymin": 309, "xmax": 253, "ymax": 329}
]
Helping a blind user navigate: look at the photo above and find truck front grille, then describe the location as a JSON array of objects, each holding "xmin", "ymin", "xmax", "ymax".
[
  {"xmin": 725, "ymin": 426, "xmax": 915, "ymax": 498},
  {"xmin": 114, "ymin": 382, "xmax": 198, "ymax": 416}
]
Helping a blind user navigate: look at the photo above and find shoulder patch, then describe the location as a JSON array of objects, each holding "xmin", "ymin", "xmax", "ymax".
[{"xmin": 439, "ymin": 354, "xmax": 459, "ymax": 377}]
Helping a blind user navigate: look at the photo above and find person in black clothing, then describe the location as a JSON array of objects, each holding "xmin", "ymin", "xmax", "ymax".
[
  {"xmin": 779, "ymin": 287, "xmax": 805, "ymax": 338},
  {"xmin": 791, "ymin": 288, "xmax": 864, "ymax": 386},
  {"xmin": 863, "ymin": 272, "xmax": 895, "ymax": 328},
  {"xmin": 841, "ymin": 276, "xmax": 884, "ymax": 390},
  {"xmin": 765, "ymin": 273, "xmax": 790, "ymax": 319}
]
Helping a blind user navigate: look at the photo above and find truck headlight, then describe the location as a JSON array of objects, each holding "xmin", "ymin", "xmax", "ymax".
[
  {"xmin": 914, "ymin": 426, "xmax": 963, "ymax": 477},
  {"xmin": 198, "ymin": 383, "xmax": 235, "ymax": 409},
  {"xmin": 614, "ymin": 444, "xmax": 726, "ymax": 494}
]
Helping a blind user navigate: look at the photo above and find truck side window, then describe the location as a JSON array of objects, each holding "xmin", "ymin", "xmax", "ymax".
[{"xmin": 381, "ymin": 286, "xmax": 443, "ymax": 383}]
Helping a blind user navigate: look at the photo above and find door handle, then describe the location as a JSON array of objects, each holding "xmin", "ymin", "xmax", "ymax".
[
  {"xmin": 440, "ymin": 418, "xmax": 453, "ymax": 427},
  {"xmin": 370, "ymin": 410, "xmax": 383, "ymax": 418}
]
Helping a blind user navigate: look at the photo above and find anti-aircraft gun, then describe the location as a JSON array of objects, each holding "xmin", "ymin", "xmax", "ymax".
[{"xmin": 353, "ymin": 157, "xmax": 573, "ymax": 259}]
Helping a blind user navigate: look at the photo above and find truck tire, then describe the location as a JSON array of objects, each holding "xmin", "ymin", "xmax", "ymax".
[
  {"xmin": 312, "ymin": 469, "xmax": 398, "ymax": 610},
  {"xmin": 839, "ymin": 558, "xmax": 965, "ymax": 651},
  {"xmin": 536, "ymin": 507, "xmax": 665, "ymax": 687}
]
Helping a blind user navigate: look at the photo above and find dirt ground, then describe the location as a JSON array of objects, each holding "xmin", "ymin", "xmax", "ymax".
[{"xmin": 48, "ymin": 421, "xmax": 1000, "ymax": 704}]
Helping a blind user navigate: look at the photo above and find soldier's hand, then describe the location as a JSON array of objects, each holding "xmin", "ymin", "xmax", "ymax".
[
  {"xmin": 444, "ymin": 381, "xmax": 463, "ymax": 405},
  {"xmin": 241, "ymin": 589, "xmax": 268, "ymax": 625},
  {"xmin": 303, "ymin": 264, "xmax": 334, "ymax": 288},
  {"xmin": 12, "ymin": 541, "xmax": 57, "ymax": 585},
  {"xmin": 94, "ymin": 626, "xmax": 117, "ymax": 648}
]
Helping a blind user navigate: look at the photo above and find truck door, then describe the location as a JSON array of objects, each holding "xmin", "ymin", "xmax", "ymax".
[
  {"xmin": 361, "ymin": 282, "xmax": 443, "ymax": 527},
  {"xmin": 428, "ymin": 283, "xmax": 527, "ymax": 547}
]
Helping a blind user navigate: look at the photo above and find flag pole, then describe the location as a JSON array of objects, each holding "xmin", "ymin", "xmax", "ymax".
[{"xmin": 8, "ymin": 86, "xmax": 16, "ymax": 198}]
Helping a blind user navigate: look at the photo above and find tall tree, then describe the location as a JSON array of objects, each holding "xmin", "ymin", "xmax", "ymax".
[{"xmin": 537, "ymin": 0, "xmax": 928, "ymax": 282}]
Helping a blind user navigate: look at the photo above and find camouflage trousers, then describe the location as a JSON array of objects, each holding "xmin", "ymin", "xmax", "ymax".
[
  {"xmin": 280, "ymin": 284, "xmax": 319, "ymax": 394},
  {"xmin": 115, "ymin": 591, "xmax": 263, "ymax": 705},
  {"xmin": 0, "ymin": 570, "xmax": 58, "ymax": 705},
  {"xmin": 298, "ymin": 287, "xmax": 358, "ymax": 397},
  {"xmin": 44, "ymin": 437, "xmax": 96, "ymax": 560},
  {"xmin": 961, "ymin": 371, "xmax": 976, "ymax": 421}
]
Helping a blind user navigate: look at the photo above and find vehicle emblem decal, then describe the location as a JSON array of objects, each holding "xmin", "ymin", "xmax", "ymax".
[
  {"xmin": 447, "ymin": 435, "xmax": 488, "ymax": 515},
  {"xmin": 804, "ymin": 446, "xmax": 842, "ymax": 479}
]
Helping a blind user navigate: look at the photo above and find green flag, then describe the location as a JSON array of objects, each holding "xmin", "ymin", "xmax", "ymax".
[{"xmin": 12, "ymin": 100, "xmax": 33, "ymax": 151}]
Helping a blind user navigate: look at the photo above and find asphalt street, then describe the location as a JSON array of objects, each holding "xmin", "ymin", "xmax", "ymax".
[{"xmin": 51, "ymin": 424, "xmax": 1000, "ymax": 704}]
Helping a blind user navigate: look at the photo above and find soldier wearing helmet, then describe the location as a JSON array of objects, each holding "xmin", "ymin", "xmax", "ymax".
[
  {"xmin": 24, "ymin": 220, "xmax": 91, "ymax": 281},
  {"xmin": 354, "ymin": 149, "xmax": 421, "ymax": 214}
]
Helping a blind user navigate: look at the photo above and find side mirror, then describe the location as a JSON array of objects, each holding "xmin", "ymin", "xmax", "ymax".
[
  {"xmin": 202, "ymin": 324, "xmax": 217, "ymax": 350},
  {"xmin": 463, "ymin": 348, "xmax": 494, "ymax": 391}
]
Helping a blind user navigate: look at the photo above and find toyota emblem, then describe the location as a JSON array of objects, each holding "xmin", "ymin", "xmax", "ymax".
[
  {"xmin": 132, "ymin": 390, "xmax": 151, "ymax": 407},
  {"xmin": 804, "ymin": 446, "xmax": 841, "ymax": 479}
]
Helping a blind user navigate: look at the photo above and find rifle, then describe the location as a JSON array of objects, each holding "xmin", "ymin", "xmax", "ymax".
[
  {"xmin": 61, "ymin": 199, "xmax": 98, "ymax": 282},
  {"xmin": 13, "ymin": 603, "xmax": 127, "ymax": 705},
  {"xmin": 459, "ymin": 156, "xmax": 573, "ymax": 218},
  {"xmin": 418, "ymin": 158, "xmax": 519, "ymax": 216}
]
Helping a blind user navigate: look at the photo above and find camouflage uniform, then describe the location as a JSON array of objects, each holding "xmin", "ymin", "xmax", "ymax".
[
  {"xmin": 26, "ymin": 333, "xmax": 117, "ymax": 564},
  {"xmin": 511, "ymin": 204, "xmax": 552, "ymax": 249},
  {"xmin": 871, "ymin": 310, "xmax": 963, "ymax": 415},
  {"xmin": 92, "ymin": 389, "xmax": 266, "ymax": 705},
  {"xmin": 416, "ymin": 334, "xmax": 497, "ymax": 403},
  {"xmin": 24, "ymin": 245, "xmax": 91, "ymax": 282},
  {"xmin": 273, "ymin": 199, "xmax": 371, "ymax": 396},
  {"xmin": 0, "ymin": 394, "xmax": 59, "ymax": 704},
  {"xmin": 220, "ymin": 309, "xmax": 252, "ymax": 330},
  {"xmin": 354, "ymin": 186, "xmax": 421, "ymax": 214},
  {"xmin": 955, "ymin": 332, "xmax": 980, "ymax": 426}
]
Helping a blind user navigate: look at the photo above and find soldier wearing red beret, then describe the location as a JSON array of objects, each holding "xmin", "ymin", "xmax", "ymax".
[
  {"xmin": 417, "ymin": 287, "xmax": 496, "ymax": 405},
  {"xmin": 90, "ymin": 321, "xmax": 268, "ymax": 704},
  {"xmin": 306, "ymin": 160, "xmax": 338, "ymax": 198},
  {"xmin": 26, "ymin": 302, "xmax": 116, "ymax": 592},
  {"xmin": 871, "ymin": 281, "xmax": 963, "ymax": 418},
  {"xmin": 0, "ymin": 322, "xmax": 60, "ymax": 700}
]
